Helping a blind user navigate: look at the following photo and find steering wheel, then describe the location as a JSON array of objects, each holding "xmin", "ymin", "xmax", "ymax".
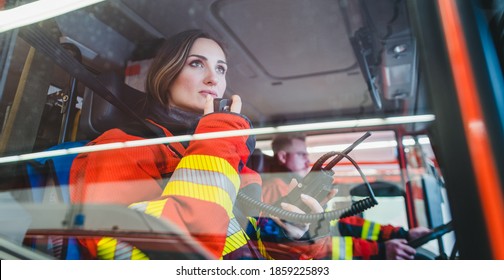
[
  {"xmin": 408, "ymin": 221, "xmax": 454, "ymax": 248},
  {"xmin": 407, "ymin": 221, "xmax": 456, "ymax": 259}
]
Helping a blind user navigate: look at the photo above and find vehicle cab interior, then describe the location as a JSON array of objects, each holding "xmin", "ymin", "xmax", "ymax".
[{"xmin": 0, "ymin": 0, "xmax": 503, "ymax": 260}]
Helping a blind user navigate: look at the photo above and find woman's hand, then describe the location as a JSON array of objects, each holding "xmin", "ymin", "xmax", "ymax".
[
  {"xmin": 229, "ymin": 95, "xmax": 242, "ymax": 113},
  {"xmin": 204, "ymin": 95, "xmax": 242, "ymax": 115}
]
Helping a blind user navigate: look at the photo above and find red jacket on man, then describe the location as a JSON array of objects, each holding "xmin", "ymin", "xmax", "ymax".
[{"xmin": 260, "ymin": 171, "xmax": 409, "ymax": 259}]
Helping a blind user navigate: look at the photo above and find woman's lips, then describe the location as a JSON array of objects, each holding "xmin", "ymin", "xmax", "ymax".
[{"xmin": 199, "ymin": 90, "xmax": 218, "ymax": 98}]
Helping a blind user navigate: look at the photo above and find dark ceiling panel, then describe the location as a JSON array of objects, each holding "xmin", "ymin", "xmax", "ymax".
[{"xmin": 212, "ymin": 0, "xmax": 357, "ymax": 79}]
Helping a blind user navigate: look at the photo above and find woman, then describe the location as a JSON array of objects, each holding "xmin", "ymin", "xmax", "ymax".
[{"xmin": 70, "ymin": 30, "xmax": 260, "ymax": 259}]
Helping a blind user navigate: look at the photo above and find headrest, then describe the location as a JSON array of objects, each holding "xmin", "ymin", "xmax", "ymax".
[
  {"xmin": 78, "ymin": 72, "xmax": 147, "ymax": 139},
  {"xmin": 246, "ymin": 149, "xmax": 274, "ymax": 173}
]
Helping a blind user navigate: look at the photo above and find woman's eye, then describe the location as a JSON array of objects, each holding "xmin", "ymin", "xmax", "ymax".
[
  {"xmin": 189, "ymin": 60, "xmax": 204, "ymax": 68},
  {"xmin": 216, "ymin": 65, "xmax": 227, "ymax": 74}
]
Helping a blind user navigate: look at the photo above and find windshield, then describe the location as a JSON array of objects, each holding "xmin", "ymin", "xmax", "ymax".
[{"xmin": 1, "ymin": 0, "xmax": 503, "ymax": 269}]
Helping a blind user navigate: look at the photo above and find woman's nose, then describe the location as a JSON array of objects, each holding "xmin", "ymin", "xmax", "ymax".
[{"xmin": 204, "ymin": 70, "xmax": 219, "ymax": 86}]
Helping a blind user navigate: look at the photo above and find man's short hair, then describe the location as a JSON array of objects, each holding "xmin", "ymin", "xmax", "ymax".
[{"xmin": 271, "ymin": 133, "xmax": 306, "ymax": 154}]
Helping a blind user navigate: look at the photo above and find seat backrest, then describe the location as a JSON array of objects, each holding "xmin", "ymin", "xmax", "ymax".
[
  {"xmin": 25, "ymin": 140, "xmax": 89, "ymax": 204},
  {"xmin": 246, "ymin": 149, "xmax": 274, "ymax": 173},
  {"xmin": 78, "ymin": 71, "xmax": 147, "ymax": 139},
  {"xmin": 350, "ymin": 181, "xmax": 405, "ymax": 197},
  {"xmin": 24, "ymin": 140, "xmax": 88, "ymax": 260}
]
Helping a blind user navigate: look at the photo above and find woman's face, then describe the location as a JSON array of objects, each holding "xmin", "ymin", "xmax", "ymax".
[{"xmin": 169, "ymin": 38, "xmax": 227, "ymax": 113}]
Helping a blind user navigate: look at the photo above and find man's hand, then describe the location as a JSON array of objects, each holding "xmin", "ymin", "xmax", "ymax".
[
  {"xmin": 271, "ymin": 179, "xmax": 337, "ymax": 239},
  {"xmin": 385, "ymin": 239, "xmax": 416, "ymax": 260},
  {"xmin": 271, "ymin": 200, "xmax": 310, "ymax": 240},
  {"xmin": 408, "ymin": 226, "xmax": 432, "ymax": 241}
]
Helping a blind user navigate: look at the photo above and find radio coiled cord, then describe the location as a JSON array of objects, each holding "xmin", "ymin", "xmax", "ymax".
[{"xmin": 237, "ymin": 151, "xmax": 377, "ymax": 224}]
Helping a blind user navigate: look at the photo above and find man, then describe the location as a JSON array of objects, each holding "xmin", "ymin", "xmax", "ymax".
[{"xmin": 260, "ymin": 133, "xmax": 431, "ymax": 260}]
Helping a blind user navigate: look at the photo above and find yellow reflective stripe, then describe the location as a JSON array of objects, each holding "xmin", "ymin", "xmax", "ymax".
[
  {"xmin": 362, "ymin": 220, "xmax": 380, "ymax": 241},
  {"xmin": 256, "ymin": 228, "xmax": 275, "ymax": 260},
  {"xmin": 222, "ymin": 230, "xmax": 249, "ymax": 255},
  {"xmin": 172, "ymin": 168, "xmax": 237, "ymax": 199},
  {"xmin": 222, "ymin": 218, "xmax": 249, "ymax": 256},
  {"xmin": 332, "ymin": 237, "xmax": 353, "ymax": 260},
  {"xmin": 329, "ymin": 219, "xmax": 339, "ymax": 236},
  {"xmin": 144, "ymin": 198, "xmax": 168, "ymax": 218},
  {"xmin": 97, "ymin": 237, "xmax": 149, "ymax": 260},
  {"xmin": 97, "ymin": 237, "xmax": 116, "ymax": 260},
  {"xmin": 371, "ymin": 223, "xmax": 381, "ymax": 241},
  {"xmin": 330, "ymin": 219, "xmax": 338, "ymax": 227},
  {"xmin": 131, "ymin": 248, "xmax": 149, "ymax": 260},
  {"xmin": 129, "ymin": 198, "xmax": 168, "ymax": 218},
  {"xmin": 344, "ymin": 237, "xmax": 353, "ymax": 260},
  {"xmin": 246, "ymin": 217, "xmax": 276, "ymax": 259},
  {"xmin": 164, "ymin": 183, "xmax": 234, "ymax": 217},
  {"xmin": 244, "ymin": 217, "xmax": 274, "ymax": 260},
  {"xmin": 248, "ymin": 217, "xmax": 258, "ymax": 231},
  {"xmin": 169, "ymin": 155, "xmax": 240, "ymax": 191},
  {"xmin": 362, "ymin": 221, "xmax": 370, "ymax": 239}
]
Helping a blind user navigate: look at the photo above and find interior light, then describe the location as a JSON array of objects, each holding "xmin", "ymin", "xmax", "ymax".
[
  {"xmin": 418, "ymin": 137, "xmax": 431, "ymax": 145},
  {"xmin": 380, "ymin": 37, "xmax": 418, "ymax": 100},
  {"xmin": 402, "ymin": 138, "xmax": 416, "ymax": 146},
  {"xmin": 393, "ymin": 44, "xmax": 408, "ymax": 54},
  {"xmin": 0, "ymin": 0, "xmax": 105, "ymax": 33}
]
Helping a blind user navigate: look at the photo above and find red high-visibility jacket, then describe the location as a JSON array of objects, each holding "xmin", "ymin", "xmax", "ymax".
[{"xmin": 70, "ymin": 113, "xmax": 258, "ymax": 259}]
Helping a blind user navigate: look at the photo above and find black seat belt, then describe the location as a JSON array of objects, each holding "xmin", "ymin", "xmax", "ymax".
[{"xmin": 18, "ymin": 24, "xmax": 183, "ymax": 158}]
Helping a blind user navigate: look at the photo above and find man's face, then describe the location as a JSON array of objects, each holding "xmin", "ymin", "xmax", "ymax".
[{"xmin": 279, "ymin": 138, "xmax": 311, "ymax": 177}]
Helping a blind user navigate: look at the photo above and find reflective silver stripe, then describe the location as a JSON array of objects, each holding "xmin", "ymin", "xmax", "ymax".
[
  {"xmin": 222, "ymin": 218, "xmax": 249, "ymax": 255},
  {"xmin": 227, "ymin": 217, "xmax": 241, "ymax": 236},
  {"xmin": 129, "ymin": 201, "xmax": 148, "ymax": 213},
  {"xmin": 332, "ymin": 237, "xmax": 352, "ymax": 260},
  {"xmin": 114, "ymin": 241, "xmax": 133, "ymax": 260},
  {"xmin": 364, "ymin": 221, "xmax": 379, "ymax": 240},
  {"xmin": 173, "ymin": 168, "xmax": 237, "ymax": 201},
  {"xmin": 338, "ymin": 238, "xmax": 346, "ymax": 260},
  {"xmin": 174, "ymin": 155, "xmax": 239, "ymax": 190}
]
